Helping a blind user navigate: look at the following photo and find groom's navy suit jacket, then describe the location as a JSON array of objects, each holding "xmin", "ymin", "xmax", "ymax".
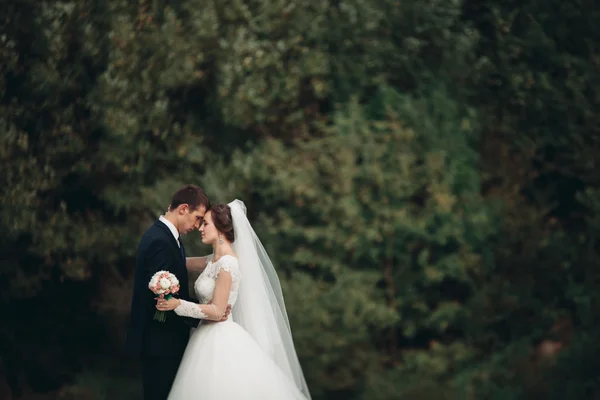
[{"xmin": 125, "ymin": 220, "xmax": 196, "ymax": 358}]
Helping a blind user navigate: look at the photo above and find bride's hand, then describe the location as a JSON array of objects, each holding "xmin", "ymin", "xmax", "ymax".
[{"xmin": 156, "ymin": 297, "xmax": 181, "ymax": 311}]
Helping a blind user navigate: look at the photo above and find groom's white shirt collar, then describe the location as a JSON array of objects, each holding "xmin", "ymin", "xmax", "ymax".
[{"xmin": 159, "ymin": 215, "xmax": 180, "ymax": 247}]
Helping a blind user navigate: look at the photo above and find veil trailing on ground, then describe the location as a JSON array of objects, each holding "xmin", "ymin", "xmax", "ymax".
[{"xmin": 228, "ymin": 199, "xmax": 311, "ymax": 399}]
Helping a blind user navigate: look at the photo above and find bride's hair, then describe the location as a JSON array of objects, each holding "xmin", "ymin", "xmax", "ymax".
[{"xmin": 210, "ymin": 204, "xmax": 235, "ymax": 242}]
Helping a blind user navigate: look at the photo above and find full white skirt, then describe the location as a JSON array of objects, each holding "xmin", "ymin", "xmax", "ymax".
[{"xmin": 167, "ymin": 319, "xmax": 308, "ymax": 400}]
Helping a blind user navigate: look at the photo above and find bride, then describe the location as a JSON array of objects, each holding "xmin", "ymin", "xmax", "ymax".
[{"xmin": 156, "ymin": 200, "xmax": 311, "ymax": 399}]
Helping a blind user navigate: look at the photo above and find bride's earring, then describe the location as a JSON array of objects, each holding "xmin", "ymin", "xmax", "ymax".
[{"xmin": 218, "ymin": 234, "xmax": 224, "ymax": 245}]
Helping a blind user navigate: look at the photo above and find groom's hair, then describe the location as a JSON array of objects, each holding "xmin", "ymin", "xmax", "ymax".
[{"xmin": 170, "ymin": 185, "xmax": 211, "ymax": 211}]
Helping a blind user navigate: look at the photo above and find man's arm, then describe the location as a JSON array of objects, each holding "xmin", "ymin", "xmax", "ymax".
[
  {"xmin": 186, "ymin": 255, "xmax": 211, "ymax": 273},
  {"xmin": 141, "ymin": 240, "xmax": 175, "ymax": 322},
  {"xmin": 145, "ymin": 240, "xmax": 174, "ymax": 282}
]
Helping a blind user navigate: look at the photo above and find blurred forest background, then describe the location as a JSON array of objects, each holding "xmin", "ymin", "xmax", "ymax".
[{"xmin": 2, "ymin": 0, "xmax": 600, "ymax": 399}]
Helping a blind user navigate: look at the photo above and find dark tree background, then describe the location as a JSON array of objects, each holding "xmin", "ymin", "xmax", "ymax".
[{"xmin": 1, "ymin": 0, "xmax": 600, "ymax": 399}]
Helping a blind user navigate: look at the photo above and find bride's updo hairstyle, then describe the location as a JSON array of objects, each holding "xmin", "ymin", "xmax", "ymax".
[{"xmin": 210, "ymin": 204, "xmax": 235, "ymax": 243}]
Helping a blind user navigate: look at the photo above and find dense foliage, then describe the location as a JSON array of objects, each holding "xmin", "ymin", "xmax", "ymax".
[{"xmin": 1, "ymin": 0, "xmax": 600, "ymax": 399}]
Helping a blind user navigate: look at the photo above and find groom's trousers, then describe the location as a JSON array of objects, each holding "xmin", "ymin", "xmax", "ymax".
[{"xmin": 142, "ymin": 355, "xmax": 182, "ymax": 400}]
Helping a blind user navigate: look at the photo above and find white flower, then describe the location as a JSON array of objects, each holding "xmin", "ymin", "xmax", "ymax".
[{"xmin": 159, "ymin": 277, "xmax": 171, "ymax": 289}]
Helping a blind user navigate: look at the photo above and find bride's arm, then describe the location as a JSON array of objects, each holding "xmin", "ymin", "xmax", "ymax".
[
  {"xmin": 158, "ymin": 271, "xmax": 232, "ymax": 321},
  {"xmin": 186, "ymin": 255, "xmax": 211, "ymax": 273}
]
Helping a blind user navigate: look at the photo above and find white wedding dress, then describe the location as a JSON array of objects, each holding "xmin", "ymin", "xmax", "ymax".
[{"xmin": 167, "ymin": 254, "xmax": 308, "ymax": 400}]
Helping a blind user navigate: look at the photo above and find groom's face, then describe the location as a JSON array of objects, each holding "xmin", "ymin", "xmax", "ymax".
[{"xmin": 178, "ymin": 204, "xmax": 206, "ymax": 235}]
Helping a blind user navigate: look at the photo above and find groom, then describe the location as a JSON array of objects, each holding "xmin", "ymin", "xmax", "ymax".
[{"xmin": 125, "ymin": 185, "xmax": 226, "ymax": 400}]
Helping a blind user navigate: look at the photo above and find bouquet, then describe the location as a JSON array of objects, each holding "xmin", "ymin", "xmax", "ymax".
[{"xmin": 149, "ymin": 270, "xmax": 180, "ymax": 322}]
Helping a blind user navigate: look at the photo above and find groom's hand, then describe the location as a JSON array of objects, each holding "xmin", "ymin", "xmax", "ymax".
[
  {"xmin": 220, "ymin": 304, "xmax": 232, "ymax": 322},
  {"xmin": 204, "ymin": 301, "xmax": 231, "ymax": 323}
]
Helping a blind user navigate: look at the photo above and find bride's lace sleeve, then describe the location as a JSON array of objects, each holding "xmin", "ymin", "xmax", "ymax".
[{"xmin": 174, "ymin": 259, "xmax": 235, "ymax": 321}]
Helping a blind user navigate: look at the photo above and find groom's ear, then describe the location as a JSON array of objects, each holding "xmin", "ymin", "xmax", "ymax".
[{"xmin": 176, "ymin": 204, "xmax": 189, "ymax": 214}]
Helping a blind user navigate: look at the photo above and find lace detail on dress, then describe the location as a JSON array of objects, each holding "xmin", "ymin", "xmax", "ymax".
[
  {"xmin": 174, "ymin": 256, "xmax": 239, "ymax": 321},
  {"xmin": 194, "ymin": 255, "xmax": 240, "ymax": 306},
  {"xmin": 174, "ymin": 299, "xmax": 226, "ymax": 320},
  {"xmin": 174, "ymin": 299, "xmax": 208, "ymax": 319}
]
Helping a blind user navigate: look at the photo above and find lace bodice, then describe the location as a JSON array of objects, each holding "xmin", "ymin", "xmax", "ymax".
[
  {"xmin": 195, "ymin": 255, "xmax": 240, "ymax": 306},
  {"xmin": 174, "ymin": 254, "xmax": 240, "ymax": 321}
]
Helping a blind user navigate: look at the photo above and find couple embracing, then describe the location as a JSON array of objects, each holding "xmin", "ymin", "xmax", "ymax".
[{"xmin": 125, "ymin": 185, "xmax": 310, "ymax": 400}]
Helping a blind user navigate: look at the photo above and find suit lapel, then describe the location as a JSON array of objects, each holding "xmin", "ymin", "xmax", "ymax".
[
  {"xmin": 154, "ymin": 221, "xmax": 190, "ymax": 300},
  {"xmin": 180, "ymin": 239, "xmax": 186, "ymax": 260}
]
